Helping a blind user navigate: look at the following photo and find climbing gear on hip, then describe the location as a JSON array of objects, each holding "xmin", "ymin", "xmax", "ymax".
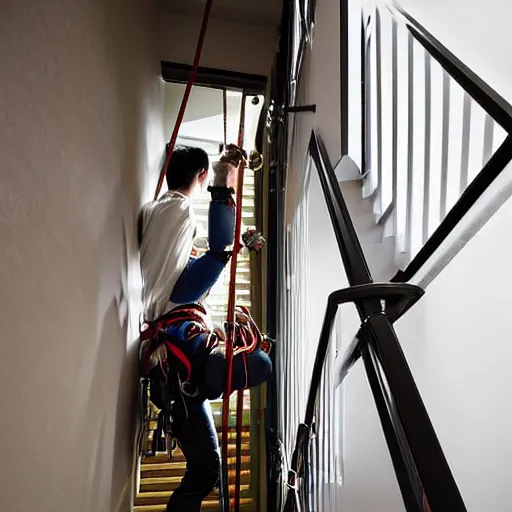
[
  {"xmin": 139, "ymin": 303, "xmax": 221, "ymax": 461},
  {"xmin": 248, "ymin": 149, "xmax": 263, "ymax": 171},
  {"xmin": 242, "ymin": 229, "xmax": 266, "ymax": 252},
  {"xmin": 140, "ymin": 303, "xmax": 219, "ymax": 382}
]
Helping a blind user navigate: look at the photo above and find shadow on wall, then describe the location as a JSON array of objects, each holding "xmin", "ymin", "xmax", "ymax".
[
  {"xmin": 0, "ymin": 0, "xmax": 164, "ymax": 511},
  {"xmin": 83, "ymin": 1, "xmax": 166, "ymax": 508}
]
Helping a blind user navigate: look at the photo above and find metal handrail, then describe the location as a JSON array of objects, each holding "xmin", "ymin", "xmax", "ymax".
[
  {"xmin": 282, "ymin": 130, "xmax": 466, "ymax": 512},
  {"xmin": 272, "ymin": 2, "xmax": 512, "ymax": 510}
]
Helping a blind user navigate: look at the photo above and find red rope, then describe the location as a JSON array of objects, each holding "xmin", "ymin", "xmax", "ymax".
[
  {"xmin": 234, "ymin": 388, "xmax": 244, "ymax": 511},
  {"xmin": 222, "ymin": 93, "xmax": 246, "ymax": 512},
  {"xmin": 223, "ymin": 88, "xmax": 228, "ymax": 148},
  {"xmin": 153, "ymin": 0, "xmax": 214, "ymax": 200}
]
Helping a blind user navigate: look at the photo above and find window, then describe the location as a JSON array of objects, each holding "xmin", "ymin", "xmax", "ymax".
[{"xmin": 177, "ymin": 89, "xmax": 262, "ymax": 326}]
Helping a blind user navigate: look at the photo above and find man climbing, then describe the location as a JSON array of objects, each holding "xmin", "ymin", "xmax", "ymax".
[{"xmin": 138, "ymin": 144, "xmax": 272, "ymax": 511}]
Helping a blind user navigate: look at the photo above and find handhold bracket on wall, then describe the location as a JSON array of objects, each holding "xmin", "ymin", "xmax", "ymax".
[{"xmin": 285, "ymin": 104, "xmax": 317, "ymax": 113}]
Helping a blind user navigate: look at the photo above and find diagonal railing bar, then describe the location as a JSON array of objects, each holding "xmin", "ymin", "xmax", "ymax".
[
  {"xmin": 367, "ymin": 313, "xmax": 466, "ymax": 510},
  {"xmin": 361, "ymin": 340, "xmax": 426, "ymax": 512},
  {"xmin": 390, "ymin": 3, "xmax": 512, "ymax": 133},
  {"xmin": 283, "ymin": 282, "xmax": 424, "ymax": 512},
  {"xmin": 309, "ymin": 133, "xmax": 374, "ymax": 299},
  {"xmin": 391, "ymin": 136, "xmax": 512, "ymax": 287},
  {"xmin": 357, "ymin": 4, "xmax": 512, "ymax": 293}
]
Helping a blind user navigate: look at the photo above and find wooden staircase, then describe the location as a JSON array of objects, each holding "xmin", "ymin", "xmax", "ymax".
[{"xmin": 135, "ymin": 425, "xmax": 255, "ymax": 511}]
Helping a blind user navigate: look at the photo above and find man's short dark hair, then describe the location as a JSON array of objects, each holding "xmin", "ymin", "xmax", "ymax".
[{"xmin": 166, "ymin": 145, "xmax": 209, "ymax": 190}]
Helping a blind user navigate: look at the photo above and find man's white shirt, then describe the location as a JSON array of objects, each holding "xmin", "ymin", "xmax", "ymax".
[{"xmin": 139, "ymin": 191, "xmax": 196, "ymax": 322}]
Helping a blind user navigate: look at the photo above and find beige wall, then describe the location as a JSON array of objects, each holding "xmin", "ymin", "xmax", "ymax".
[
  {"xmin": 0, "ymin": 1, "xmax": 165, "ymax": 511},
  {"xmin": 158, "ymin": 11, "xmax": 276, "ymax": 77},
  {"xmin": 163, "ymin": 84, "xmax": 224, "ymax": 139}
]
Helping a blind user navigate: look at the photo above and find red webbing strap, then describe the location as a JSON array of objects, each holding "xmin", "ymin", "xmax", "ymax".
[
  {"xmin": 222, "ymin": 93, "xmax": 246, "ymax": 512},
  {"xmin": 153, "ymin": 0, "xmax": 214, "ymax": 200}
]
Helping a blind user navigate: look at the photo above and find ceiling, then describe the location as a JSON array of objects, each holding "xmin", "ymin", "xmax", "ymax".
[{"xmin": 159, "ymin": 0, "xmax": 283, "ymax": 28}]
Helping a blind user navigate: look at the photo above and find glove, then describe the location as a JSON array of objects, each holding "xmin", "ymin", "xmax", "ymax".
[{"xmin": 219, "ymin": 144, "xmax": 247, "ymax": 167}]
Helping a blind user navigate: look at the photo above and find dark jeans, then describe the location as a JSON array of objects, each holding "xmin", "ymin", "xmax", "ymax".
[
  {"xmin": 166, "ymin": 400, "xmax": 220, "ymax": 512},
  {"xmin": 163, "ymin": 350, "xmax": 272, "ymax": 511},
  {"xmin": 204, "ymin": 348, "xmax": 272, "ymax": 400}
]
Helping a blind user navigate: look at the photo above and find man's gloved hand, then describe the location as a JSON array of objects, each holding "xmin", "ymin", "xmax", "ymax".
[
  {"xmin": 219, "ymin": 144, "xmax": 247, "ymax": 168},
  {"xmin": 212, "ymin": 160, "xmax": 237, "ymax": 188},
  {"xmin": 212, "ymin": 144, "xmax": 245, "ymax": 188},
  {"xmin": 213, "ymin": 145, "xmax": 263, "ymax": 188}
]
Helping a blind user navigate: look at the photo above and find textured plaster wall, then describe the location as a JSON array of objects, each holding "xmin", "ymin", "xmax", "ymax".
[{"xmin": 0, "ymin": 0, "xmax": 165, "ymax": 511}]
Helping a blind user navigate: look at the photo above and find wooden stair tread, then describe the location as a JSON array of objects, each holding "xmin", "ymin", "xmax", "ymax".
[
  {"xmin": 139, "ymin": 419, "xmax": 253, "ymax": 509},
  {"xmin": 141, "ymin": 460, "xmax": 250, "ymax": 479},
  {"xmin": 135, "ymin": 487, "xmax": 251, "ymax": 506},
  {"xmin": 136, "ymin": 486, "xmax": 251, "ymax": 498},
  {"xmin": 134, "ymin": 497, "xmax": 253, "ymax": 511},
  {"xmin": 143, "ymin": 444, "xmax": 250, "ymax": 464},
  {"xmin": 141, "ymin": 472, "xmax": 250, "ymax": 484},
  {"xmin": 141, "ymin": 458, "xmax": 251, "ymax": 471},
  {"xmin": 140, "ymin": 471, "xmax": 251, "ymax": 492},
  {"xmin": 148, "ymin": 432, "xmax": 250, "ymax": 445}
]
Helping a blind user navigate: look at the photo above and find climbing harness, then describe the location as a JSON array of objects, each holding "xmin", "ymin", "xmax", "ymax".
[{"xmin": 139, "ymin": 303, "xmax": 221, "ymax": 459}]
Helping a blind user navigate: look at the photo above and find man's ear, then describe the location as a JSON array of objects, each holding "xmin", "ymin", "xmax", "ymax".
[{"xmin": 199, "ymin": 168, "xmax": 208, "ymax": 183}]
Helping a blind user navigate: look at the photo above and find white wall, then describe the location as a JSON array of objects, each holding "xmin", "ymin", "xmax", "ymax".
[
  {"xmin": 158, "ymin": 10, "xmax": 277, "ymax": 77},
  {"xmin": 297, "ymin": 1, "xmax": 512, "ymax": 510},
  {"xmin": 387, "ymin": 2, "xmax": 512, "ymax": 510},
  {"xmin": 285, "ymin": 0, "xmax": 342, "ymax": 224},
  {"xmin": 397, "ymin": 0, "xmax": 512, "ymax": 105},
  {"xmin": 0, "ymin": 1, "xmax": 165, "ymax": 511},
  {"xmin": 394, "ymin": 195, "xmax": 512, "ymax": 512},
  {"xmin": 288, "ymin": 0, "xmax": 512, "ymax": 510}
]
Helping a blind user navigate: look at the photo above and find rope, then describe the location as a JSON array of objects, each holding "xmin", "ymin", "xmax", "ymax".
[
  {"xmin": 222, "ymin": 93, "xmax": 246, "ymax": 512},
  {"xmin": 223, "ymin": 88, "xmax": 228, "ymax": 149},
  {"xmin": 153, "ymin": 0, "xmax": 214, "ymax": 200},
  {"xmin": 233, "ymin": 97, "xmax": 247, "ymax": 512},
  {"xmin": 234, "ymin": 388, "xmax": 244, "ymax": 511}
]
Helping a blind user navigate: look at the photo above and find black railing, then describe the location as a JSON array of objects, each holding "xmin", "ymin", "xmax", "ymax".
[
  {"xmin": 387, "ymin": 5, "xmax": 512, "ymax": 290},
  {"xmin": 282, "ymin": 130, "xmax": 466, "ymax": 512},
  {"xmin": 266, "ymin": 0, "xmax": 295, "ymax": 510},
  {"xmin": 272, "ymin": 2, "xmax": 512, "ymax": 511}
]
